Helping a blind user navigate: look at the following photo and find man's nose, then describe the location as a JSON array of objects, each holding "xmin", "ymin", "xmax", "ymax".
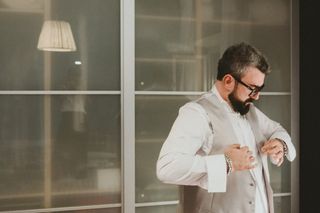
[{"xmin": 251, "ymin": 92, "xmax": 260, "ymax": 100}]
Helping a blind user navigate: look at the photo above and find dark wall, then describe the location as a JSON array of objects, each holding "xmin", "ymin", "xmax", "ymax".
[{"xmin": 300, "ymin": 0, "xmax": 320, "ymax": 212}]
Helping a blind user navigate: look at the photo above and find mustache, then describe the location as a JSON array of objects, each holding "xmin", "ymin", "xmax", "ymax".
[{"xmin": 245, "ymin": 98, "xmax": 254, "ymax": 104}]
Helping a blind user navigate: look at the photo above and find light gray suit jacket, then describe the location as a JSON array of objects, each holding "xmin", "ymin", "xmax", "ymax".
[{"xmin": 181, "ymin": 93, "xmax": 296, "ymax": 213}]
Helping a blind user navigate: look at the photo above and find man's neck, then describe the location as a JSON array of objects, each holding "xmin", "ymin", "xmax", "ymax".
[
  {"xmin": 214, "ymin": 81, "xmax": 230, "ymax": 103},
  {"xmin": 213, "ymin": 82, "xmax": 245, "ymax": 116}
]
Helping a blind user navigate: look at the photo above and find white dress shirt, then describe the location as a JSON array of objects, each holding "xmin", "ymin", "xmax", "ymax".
[
  {"xmin": 156, "ymin": 85, "xmax": 291, "ymax": 213},
  {"xmin": 214, "ymin": 86, "xmax": 268, "ymax": 213}
]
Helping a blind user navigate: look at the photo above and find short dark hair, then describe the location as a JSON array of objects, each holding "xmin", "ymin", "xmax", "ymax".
[{"xmin": 216, "ymin": 42, "xmax": 270, "ymax": 80}]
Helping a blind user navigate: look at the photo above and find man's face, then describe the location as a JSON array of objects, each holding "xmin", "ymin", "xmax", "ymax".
[
  {"xmin": 228, "ymin": 90, "xmax": 254, "ymax": 115},
  {"xmin": 228, "ymin": 67, "xmax": 265, "ymax": 115}
]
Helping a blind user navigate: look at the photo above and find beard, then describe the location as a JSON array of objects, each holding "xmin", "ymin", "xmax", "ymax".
[{"xmin": 228, "ymin": 90, "xmax": 254, "ymax": 115}]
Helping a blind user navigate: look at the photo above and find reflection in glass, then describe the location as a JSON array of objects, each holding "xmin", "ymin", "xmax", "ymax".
[
  {"xmin": 51, "ymin": 0, "xmax": 120, "ymax": 91},
  {"xmin": 135, "ymin": 95, "xmax": 199, "ymax": 202},
  {"xmin": 136, "ymin": 205, "xmax": 178, "ymax": 213},
  {"xmin": 274, "ymin": 196, "xmax": 291, "ymax": 213},
  {"xmin": 255, "ymin": 95, "xmax": 291, "ymax": 133},
  {"xmin": 136, "ymin": 0, "xmax": 290, "ymax": 92},
  {"xmin": 255, "ymin": 95, "xmax": 291, "ymax": 193},
  {"xmin": 62, "ymin": 208, "xmax": 121, "ymax": 213},
  {"xmin": 0, "ymin": 96, "xmax": 44, "ymax": 211},
  {"xmin": 51, "ymin": 95, "xmax": 121, "ymax": 207},
  {"xmin": 0, "ymin": 12, "xmax": 43, "ymax": 90},
  {"xmin": 0, "ymin": 0, "xmax": 120, "ymax": 91},
  {"xmin": 268, "ymin": 160, "xmax": 291, "ymax": 193},
  {"xmin": 0, "ymin": 0, "xmax": 122, "ymax": 211},
  {"xmin": 136, "ymin": 58, "xmax": 206, "ymax": 91},
  {"xmin": 0, "ymin": 95, "xmax": 121, "ymax": 211}
]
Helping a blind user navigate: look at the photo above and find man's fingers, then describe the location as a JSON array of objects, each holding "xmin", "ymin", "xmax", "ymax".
[
  {"xmin": 276, "ymin": 157, "xmax": 284, "ymax": 167},
  {"xmin": 261, "ymin": 140, "xmax": 283, "ymax": 154},
  {"xmin": 240, "ymin": 146, "xmax": 249, "ymax": 152},
  {"xmin": 246, "ymin": 164, "xmax": 256, "ymax": 170},
  {"xmin": 275, "ymin": 150, "xmax": 283, "ymax": 156},
  {"xmin": 227, "ymin": 145, "xmax": 258, "ymax": 171},
  {"xmin": 231, "ymin": 144, "xmax": 241, "ymax": 149},
  {"xmin": 249, "ymin": 156, "xmax": 255, "ymax": 161},
  {"xmin": 264, "ymin": 145, "xmax": 283, "ymax": 155},
  {"xmin": 261, "ymin": 142, "xmax": 274, "ymax": 152},
  {"xmin": 273, "ymin": 151, "xmax": 284, "ymax": 160}
]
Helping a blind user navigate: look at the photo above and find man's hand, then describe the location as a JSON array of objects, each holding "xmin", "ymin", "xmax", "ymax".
[
  {"xmin": 224, "ymin": 144, "xmax": 256, "ymax": 171},
  {"xmin": 261, "ymin": 139, "xmax": 285, "ymax": 166}
]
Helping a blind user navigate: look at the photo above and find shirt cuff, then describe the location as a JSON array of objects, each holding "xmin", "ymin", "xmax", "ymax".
[{"xmin": 205, "ymin": 154, "xmax": 227, "ymax": 193}]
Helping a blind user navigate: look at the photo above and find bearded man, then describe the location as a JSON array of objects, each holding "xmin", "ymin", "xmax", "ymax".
[{"xmin": 156, "ymin": 42, "xmax": 296, "ymax": 213}]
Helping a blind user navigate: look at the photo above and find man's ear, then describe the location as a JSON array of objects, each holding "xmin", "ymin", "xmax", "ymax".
[{"xmin": 222, "ymin": 74, "xmax": 235, "ymax": 92}]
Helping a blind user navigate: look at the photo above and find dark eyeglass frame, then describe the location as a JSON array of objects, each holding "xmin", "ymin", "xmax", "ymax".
[{"xmin": 232, "ymin": 75, "xmax": 264, "ymax": 97}]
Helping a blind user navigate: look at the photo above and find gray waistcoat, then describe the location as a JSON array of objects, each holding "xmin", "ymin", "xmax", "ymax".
[{"xmin": 181, "ymin": 95, "xmax": 274, "ymax": 213}]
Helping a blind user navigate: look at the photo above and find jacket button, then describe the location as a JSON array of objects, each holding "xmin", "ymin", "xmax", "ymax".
[
  {"xmin": 249, "ymin": 201, "xmax": 253, "ymax": 205},
  {"xmin": 250, "ymin": 183, "xmax": 254, "ymax": 186}
]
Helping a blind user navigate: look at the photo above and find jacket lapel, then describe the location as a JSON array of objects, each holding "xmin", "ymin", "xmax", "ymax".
[{"xmin": 246, "ymin": 107, "xmax": 270, "ymax": 182}]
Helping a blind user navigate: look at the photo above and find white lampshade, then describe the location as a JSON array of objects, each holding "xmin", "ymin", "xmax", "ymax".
[{"xmin": 37, "ymin": 20, "xmax": 77, "ymax": 52}]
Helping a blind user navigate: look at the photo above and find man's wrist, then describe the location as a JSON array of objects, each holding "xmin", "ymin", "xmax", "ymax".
[
  {"xmin": 276, "ymin": 138, "xmax": 288, "ymax": 156},
  {"xmin": 224, "ymin": 154, "xmax": 233, "ymax": 175}
]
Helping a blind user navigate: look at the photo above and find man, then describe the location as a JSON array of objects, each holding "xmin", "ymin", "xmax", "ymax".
[{"xmin": 156, "ymin": 42, "xmax": 296, "ymax": 213}]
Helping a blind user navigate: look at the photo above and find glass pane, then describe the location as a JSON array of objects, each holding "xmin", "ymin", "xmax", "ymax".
[
  {"xmin": 255, "ymin": 95, "xmax": 291, "ymax": 193},
  {"xmin": 274, "ymin": 196, "xmax": 291, "ymax": 213},
  {"xmin": 0, "ymin": 0, "xmax": 120, "ymax": 91},
  {"xmin": 135, "ymin": 95, "xmax": 198, "ymax": 202},
  {"xmin": 62, "ymin": 208, "xmax": 121, "ymax": 213},
  {"xmin": 50, "ymin": 0, "xmax": 120, "ymax": 90},
  {"xmin": 135, "ymin": 0, "xmax": 290, "ymax": 92},
  {"xmin": 136, "ymin": 205, "xmax": 178, "ymax": 213},
  {"xmin": 255, "ymin": 95, "xmax": 291, "ymax": 133},
  {"xmin": 0, "ymin": 96, "xmax": 44, "ymax": 211},
  {"xmin": 51, "ymin": 95, "xmax": 121, "ymax": 207},
  {"xmin": 268, "ymin": 160, "xmax": 291, "ymax": 193},
  {"xmin": 135, "ymin": 0, "xmax": 213, "ymax": 92},
  {"xmin": 0, "ymin": 4, "xmax": 43, "ymax": 90}
]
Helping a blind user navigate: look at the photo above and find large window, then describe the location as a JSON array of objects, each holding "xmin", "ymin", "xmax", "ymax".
[
  {"xmin": 0, "ymin": 0, "xmax": 121, "ymax": 212},
  {"xmin": 0, "ymin": 0, "xmax": 298, "ymax": 212},
  {"xmin": 135, "ymin": 0, "xmax": 296, "ymax": 213}
]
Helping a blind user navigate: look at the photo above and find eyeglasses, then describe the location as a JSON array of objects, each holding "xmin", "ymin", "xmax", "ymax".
[{"xmin": 232, "ymin": 75, "xmax": 264, "ymax": 97}]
